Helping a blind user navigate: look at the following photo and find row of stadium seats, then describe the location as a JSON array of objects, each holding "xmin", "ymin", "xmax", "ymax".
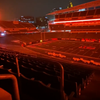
[
  {"xmin": 0, "ymin": 49, "xmax": 94, "ymax": 100},
  {"xmin": 0, "ymin": 21, "xmax": 35, "ymax": 28},
  {"xmin": 49, "ymin": 25, "xmax": 100, "ymax": 30},
  {"xmin": 1, "ymin": 33, "xmax": 100, "ymax": 46},
  {"xmin": 55, "ymin": 8, "xmax": 100, "ymax": 19}
]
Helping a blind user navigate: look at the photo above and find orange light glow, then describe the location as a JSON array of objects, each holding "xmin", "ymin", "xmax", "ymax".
[
  {"xmin": 53, "ymin": 18, "xmax": 100, "ymax": 24},
  {"xmin": 73, "ymin": 57, "xmax": 100, "ymax": 65}
]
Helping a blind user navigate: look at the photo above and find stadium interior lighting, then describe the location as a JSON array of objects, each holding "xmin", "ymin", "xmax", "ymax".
[
  {"xmin": 78, "ymin": 9, "xmax": 85, "ymax": 12},
  {"xmin": 54, "ymin": 18, "xmax": 100, "ymax": 24},
  {"xmin": 1, "ymin": 33, "xmax": 5, "ymax": 36}
]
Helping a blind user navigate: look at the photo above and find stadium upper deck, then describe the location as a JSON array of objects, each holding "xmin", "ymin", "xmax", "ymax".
[
  {"xmin": 0, "ymin": 21, "xmax": 38, "ymax": 36},
  {"xmin": 48, "ymin": 0, "xmax": 100, "ymax": 33}
]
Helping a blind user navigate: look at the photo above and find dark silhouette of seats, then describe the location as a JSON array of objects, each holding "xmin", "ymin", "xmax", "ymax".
[
  {"xmin": 87, "ymin": 9, "xmax": 95, "ymax": 16},
  {"xmin": 95, "ymin": 8, "xmax": 100, "ymax": 15},
  {"xmin": 0, "ymin": 49, "xmax": 95, "ymax": 100},
  {"xmin": 0, "ymin": 68, "xmax": 10, "ymax": 74},
  {"xmin": 64, "ymin": 79, "xmax": 81, "ymax": 97},
  {"xmin": 79, "ymin": 10, "xmax": 87, "ymax": 16},
  {"xmin": 72, "ymin": 12, "xmax": 80, "ymax": 17},
  {"xmin": 20, "ymin": 74, "xmax": 61, "ymax": 100},
  {"xmin": 0, "ymin": 58, "xmax": 17, "ymax": 73},
  {"xmin": 55, "ymin": 15, "xmax": 59, "ymax": 19},
  {"xmin": 66, "ymin": 13, "xmax": 73, "ymax": 18},
  {"xmin": 20, "ymin": 67, "xmax": 60, "ymax": 89},
  {"xmin": 59, "ymin": 14, "xmax": 66, "ymax": 18}
]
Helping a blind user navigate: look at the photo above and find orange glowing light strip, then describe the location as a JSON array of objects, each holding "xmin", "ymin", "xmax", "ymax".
[{"xmin": 53, "ymin": 18, "xmax": 100, "ymax": 24}]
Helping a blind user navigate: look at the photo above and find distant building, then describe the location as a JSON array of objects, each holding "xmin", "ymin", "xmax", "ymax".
[
  {"xmin": 36, "ymin": 16, "xmax": 49, "ymax": 29},
  {"xmin": 19, "ymin": 16, "xmax": 34, "ymax": 24}
]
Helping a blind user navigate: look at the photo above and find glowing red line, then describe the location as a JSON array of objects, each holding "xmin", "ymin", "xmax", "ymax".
[{"xmin": 54, "ymin": 18, "xmax": 100, "ymax": 24}]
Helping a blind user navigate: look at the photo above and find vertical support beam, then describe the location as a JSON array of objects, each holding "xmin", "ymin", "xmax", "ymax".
[
  {"xmin": 41, "ymin": 32, "xmax": 42, "ymax": 40},
  {"xmin": 58, "ymin": 63, "xmax": 64, "ymax": 100},
  {"xmin": 16, "ymin": 54, "xmax": 22, "ymax": 100},
  {"xmin": 16, "ymin": 54, "xmax": 20, "ymax": 78},
  {"xmin": 44, "ymin": 32, "xmax": 45, "ymax": 41}
]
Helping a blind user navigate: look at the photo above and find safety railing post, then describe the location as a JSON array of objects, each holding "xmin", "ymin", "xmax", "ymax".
[
  {"xmin": 16, "ymin": 54, "xmax": 20, "ymax": 78},
  {"xmin": 16, "ymin": 54, "xmax": 22, "ymax": 99},
  {"xmin": 58, "ymin": 63, "xmax": 65, "ymax": 100},
  {"xmin": 0, "ymin": 74, "xmax": 20, "ymax": 100}
]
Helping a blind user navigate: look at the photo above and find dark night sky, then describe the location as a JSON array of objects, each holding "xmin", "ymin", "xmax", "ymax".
[{"xmin": 0, "ymin": 0, "xmax": 94, "ymax": 21}]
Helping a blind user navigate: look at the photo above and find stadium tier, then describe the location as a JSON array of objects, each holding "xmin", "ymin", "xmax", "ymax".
[
  {"xmin": 0, "ymin": 21, "xmax": 38, "ymax": 35},
  {"xmin": 0, "ymin": 48, "xmax": 94, "ymax": 100},
  {"xmin": 48, "ymin": 0, "xmax": 100, "ymax": 33},
  {"xmin": 1, "ymin": 32, "xmax": 100, "ymax": 46}
]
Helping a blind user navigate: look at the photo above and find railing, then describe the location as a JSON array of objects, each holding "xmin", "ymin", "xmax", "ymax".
[
  {"xmin": 15, "ymin": 54, "xmax": 66, "ymax": 100},
  {"xmin": 0, "ymin": 74, "xmax": 20, "ymax": 100},
  {"xmin": 58, "ymin": 63, "xmax": 65, "ymax": 100}
]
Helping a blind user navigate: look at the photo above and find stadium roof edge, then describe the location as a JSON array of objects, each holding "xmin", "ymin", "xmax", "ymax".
[{"xmin": 47, "ymin": 0, "xmax": 100, "ymax": 15}]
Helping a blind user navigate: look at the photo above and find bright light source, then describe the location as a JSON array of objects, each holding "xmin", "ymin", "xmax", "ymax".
[
  {"xmin": 59, "ymin": 7, "xmax": 62, "ymax": 10},
  {"xmin": 1, "ymin": 33, "xmax": 5, "ymax": 36},
  {"xmin": 54, "ymin": 18, "xmax": 100, "ymax": 24},
  {"xmin": 40, "ymin": 40, "xmax": 43, "ymax": 42},
  {"xmin": 45, "ymin": 17, "xmax": 48, "ymax": 18},
  {"xmin": 65, "ymin": 30, "xmax": 71, "ymax": 32},
  {"xmin": 51, "ymin": 30, "xmax": 56, "ymax": 32},
  {"xmin": 79, "ymin": 9, "xmax": 85, "ymax": 12}
]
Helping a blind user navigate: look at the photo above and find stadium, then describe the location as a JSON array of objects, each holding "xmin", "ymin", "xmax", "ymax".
[{"xmin": 0, "ymin": 0, "xmax": 100, "ymax": 100}]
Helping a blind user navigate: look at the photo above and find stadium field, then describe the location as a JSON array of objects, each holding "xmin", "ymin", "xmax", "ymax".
[{"xmin": 27, "ymin": 40, "xmax": 100, "ymax": 66}]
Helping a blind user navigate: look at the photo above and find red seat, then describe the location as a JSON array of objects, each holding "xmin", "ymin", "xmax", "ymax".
[{"xmin": 0, "ymin": 88, "xmax": 12, "ymax": 100}]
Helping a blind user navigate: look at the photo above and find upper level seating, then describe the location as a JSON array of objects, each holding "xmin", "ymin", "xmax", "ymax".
[
  {"xmin": 49, "ymin": 25, "xmax": 64, "ymax": 30},
  {"xmin": 50, "ymin": 24, "xmax": 100, "ymax": 32},
  {"xmin": 54, "ymin": 8, "xmax": 100, "ymax": 21},
  {"xmin": 76, "ymin": 33, "xmax": 86, "ymax": 39},
  {"xmin": 95, "ymin": 8, "xmax": 100, "ymax": 15},
  {"xmin": 79, "ymin": 11, "xmax": 87, "ymax": 17},
  {"xmin": 0, "ymin": 21, "xmax": 16, "ymax": 28},
  {"xmin": 21, "ymin": 23, "xmax": 34, "ymax": 28},
  {"xmin": 14, "ymin": 23, "xmax": 25, "ymax": 28},
  {"xmin": 66, "ymin": 13, "xmax": 73, "ymax": 18},
  {"xmin": 87, "ymin": 9, "xmax": 95, "ymax": 16},
  {"xmin": 72, "ymin": 12, "xmax": 80, "ymax": 17},
  {"xmin": 69, "ymin": 33, "xmax": 78, "ymax": 38},
  {"xmin": 0, "ymin": 49, "xmax": 94, "ymax": 100},
  {"xmin": 55, "ymin": 15, "xmax": 59, "ymax": 19},
  {"xmin": 0, "ymin": 21, "xmax": 37, "ymax": 34},
  {"xmin": 59, "ymin": 14, "xmax": 66, "ymax": 18}
]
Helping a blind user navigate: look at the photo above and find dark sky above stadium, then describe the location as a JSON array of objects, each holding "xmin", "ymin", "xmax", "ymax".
[{"xmin": 0, "ymin": 0, "xmax": 93, "ymax": 21}]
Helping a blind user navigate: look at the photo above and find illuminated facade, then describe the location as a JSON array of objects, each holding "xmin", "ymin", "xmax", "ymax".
[
  {"xmin": 19, "ymin": 16, "xmax": 34, "ymax": 24},
  {"xmin": 47, "ymin": 0, "xmax": 100, "ymax": 33}
]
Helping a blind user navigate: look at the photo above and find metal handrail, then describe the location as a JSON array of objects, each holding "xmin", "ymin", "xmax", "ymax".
[
  {"xmin": 16, "ymin": 54, "xmax": 20, "ymax": 78},
  {"xmin": 0, "ymin": 74, "xmax": 20, "ymax": 100},
  {"xmin": 58, "ymin": 63, "xmax": 65, "ymax": 100}
]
